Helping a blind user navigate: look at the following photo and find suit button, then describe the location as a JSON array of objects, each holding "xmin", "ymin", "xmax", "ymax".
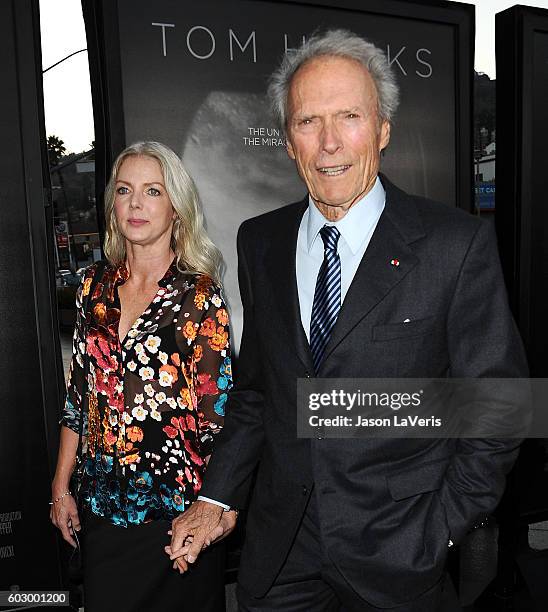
[
  {"xmin": 317, "ymin": 436, "xmax": 323, "ymax": 440},
  {"xmin": 302, "ymin": 485, "xmax": 308, "ymax": 496},
  {"xmin": 305, "ymin": 372, "xmax": 311, "ymax": 378}
]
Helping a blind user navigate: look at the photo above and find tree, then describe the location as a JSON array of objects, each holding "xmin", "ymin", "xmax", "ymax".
[{"xmin": 47, "ymin": 135, "xmax": 67, "ymax": 166}]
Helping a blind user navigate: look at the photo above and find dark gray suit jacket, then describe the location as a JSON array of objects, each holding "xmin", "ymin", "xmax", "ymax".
[{"xmin": 201, "ymin": 175, "xmax": 528, "ymax": 607}]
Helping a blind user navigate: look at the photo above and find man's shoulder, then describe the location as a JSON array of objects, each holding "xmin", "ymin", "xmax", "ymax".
[
  {"xmin": 383, "ymin": 175, "xmax": 485, "ymax": 242},
  {"xmin": 238, "ymin": 198, "xmax": 307, "ymax": 240}
]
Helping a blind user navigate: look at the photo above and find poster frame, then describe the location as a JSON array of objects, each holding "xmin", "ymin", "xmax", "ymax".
[{"xmin": 82, "ymin": 0, "xmax": 475, "ymax": 229}]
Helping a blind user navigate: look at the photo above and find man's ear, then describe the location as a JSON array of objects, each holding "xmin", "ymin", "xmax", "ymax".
[
  {"xmin": 379, "ymin": 120, "xmax": 391, "ymax": 152},
  {"xmin": 286, "ymin": 136, "xmax": 296, "ymax": 160}
]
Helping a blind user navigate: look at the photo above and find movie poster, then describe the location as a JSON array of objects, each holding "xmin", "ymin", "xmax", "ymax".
[{"xmin": 100, "ymin": 0, "xmax": 469, "ymax": 346}]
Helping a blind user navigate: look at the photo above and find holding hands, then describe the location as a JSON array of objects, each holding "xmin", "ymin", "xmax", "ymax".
[{"xmin": 166, "ymin": 500, "xmax": 238, "ymax": 573}]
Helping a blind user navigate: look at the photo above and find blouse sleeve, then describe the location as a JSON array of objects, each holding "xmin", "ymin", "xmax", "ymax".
[
  {"xmin": 60, "ymin": 269, "xmax": 93, "ymax": 434},
  {"xmin": 192, "ymin": 282, "xmax": 233, "ymax": 456}
]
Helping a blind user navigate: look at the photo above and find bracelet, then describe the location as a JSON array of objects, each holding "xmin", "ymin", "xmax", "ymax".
[{"xmin": 49, "ymin": 491, "xmax": 71, "ymax": 505}]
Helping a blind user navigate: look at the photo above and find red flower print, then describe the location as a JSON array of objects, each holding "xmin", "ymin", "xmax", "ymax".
[
  {"xmin": 119, "ymin": 452, "xmax": 140, "ymax": 466},
  {"xmin": 185, "ymin": 414, "xmax": 197, "ymax": 432},
  {"xmin": 197, "ymin": 373, "xmax": 219, "ymax": 396},
  {"xmin": 162, "ymin": 416, "xmax": 186, "ymax": 439},
  {"xmin": 182, "ymin": 321, "xmax": 197, "ymax": 341},
  {"xmin": 216, "ymin": 308, "xmax": 229, "ymax": 326},
  {"xmin": 199, "ymin": 318, "xmax": 216, "ymax": 337},
  {"xmin": 183, "ymin": 439, "xmax": 204, "ymax": 466},
  {"xmin": 127, "ymin": 426, "xmax": 143, "ymax": 442},
  {"xmin": 104, "ymin": 430, "xmax": 117, "ymax": 447},
  {"xmin": 92, "ymin": 282, "xmax": 103, "ymax": 300},
  {"xmin": 195, "ymin": 276, "xmax": 213, "ymax": 294},
  {"xmin": 93, "ymin": 302, "xmax": 107, "ymax": 323},
  {"xmin": 82, "ymin": 277, "xmax": 92, "ymax": 297},
  {"xmin": 194, "ymin": 292, "xmax": 206, "ymax": 310},
  {"xmin": 208, "ymin": 326, "xmax": 228, "ymax": 352}
]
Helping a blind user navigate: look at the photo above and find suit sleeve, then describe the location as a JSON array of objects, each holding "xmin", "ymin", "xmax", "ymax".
[
  {"xmin": 199, "ymin": 223, "xmax": 266, "ymax": 509},
  {"xmin": 438, "ymin": 220, "xmax": 528, "ymax": 544}
]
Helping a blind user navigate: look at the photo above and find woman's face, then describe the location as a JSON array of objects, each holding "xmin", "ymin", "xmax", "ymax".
[{"xmin": 114, "ymin": 155, "xmax": 176, "ymax": 251}]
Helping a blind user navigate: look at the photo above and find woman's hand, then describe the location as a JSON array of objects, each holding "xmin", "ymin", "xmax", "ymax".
[
  {"xmin": 50, "ymin": 490, "xmax": 80, "ymax": 548},
  {"xmin": 51, "ymin": 426, "xmax": 81, "ymax": 547}
]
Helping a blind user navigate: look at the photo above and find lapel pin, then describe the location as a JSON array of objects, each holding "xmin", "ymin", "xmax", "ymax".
[{"xmin": 390, "ymin": 259, "xmax": 400, "ymax": 267}]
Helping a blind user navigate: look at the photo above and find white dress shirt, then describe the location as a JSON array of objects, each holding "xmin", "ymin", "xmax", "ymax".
[
  {"xmin": 199, "ymin": 177, "xmax": 385, "ymax": 510},
  {"xmin": 296, "ymin": 176, "xmax": 386, "ymax": 340}
]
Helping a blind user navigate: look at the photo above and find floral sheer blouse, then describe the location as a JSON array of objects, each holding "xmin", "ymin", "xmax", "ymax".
[{"xmin": 61, "ymin": 261, "xmax": 232, "ymax": 527}]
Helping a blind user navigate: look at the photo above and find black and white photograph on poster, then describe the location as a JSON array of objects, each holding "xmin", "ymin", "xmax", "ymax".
[{"xmin": 108, "ymin": 0, "xmax": 469, "ymax": 348}]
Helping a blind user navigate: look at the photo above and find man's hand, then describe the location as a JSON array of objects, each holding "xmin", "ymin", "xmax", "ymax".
[{"xmin": 166, "ymin": 501, "xmax": 237, "ymax": 572}]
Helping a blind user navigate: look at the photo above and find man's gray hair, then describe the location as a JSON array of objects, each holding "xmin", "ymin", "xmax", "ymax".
[{"xmin": 267, "ymin": 29, "xmax": 399, "ymax": 133}]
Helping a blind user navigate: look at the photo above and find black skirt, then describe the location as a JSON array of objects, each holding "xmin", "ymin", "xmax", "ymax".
[{"xmin": 82, "ymin": 512, "xmax": 226, "ymax": 612}]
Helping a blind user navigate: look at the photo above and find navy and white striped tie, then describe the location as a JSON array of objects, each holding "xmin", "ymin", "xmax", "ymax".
[{"xmin": 310, "ymin": 225, "xmax": 341, "ymax": 373}]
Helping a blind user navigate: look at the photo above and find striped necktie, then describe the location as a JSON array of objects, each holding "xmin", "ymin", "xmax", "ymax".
[{"xmin": 310, "ymin": 225, "xmax": 341, "ymax": 373}]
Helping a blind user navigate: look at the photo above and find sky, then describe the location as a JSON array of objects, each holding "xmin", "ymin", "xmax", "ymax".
[{"xmin": 39, "ymin": 0, "xmax": 548, "ymax": 154}]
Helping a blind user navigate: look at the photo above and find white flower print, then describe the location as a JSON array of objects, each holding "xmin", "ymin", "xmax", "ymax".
[
  {"xmin": 134, "ymin": 393, "xmax": 144, "ymax": 404},
  {"xmin": 138, "ymin": 353, "xmax": 150, "ymax": 365},
  {"xmin": 134, "ymin": 342, "xmax": 144, "ymax": 354},
  {"xmin": 127, "ymin": 328, "xmax": 139, "ymax": 339},
  {"xmin": 127, "ymin": 361, "xmax": 137, "ymax": 372},
  {"xmin": 139, "ymin": 366, "xmax": 154, "ymax": 381},
  {"xmin": 132, "ymin": 406, "xmax": 148, "ymax": 421},
  {"xmin": 144, "ymin": 335, "xmax": 161, "ymax": 354},
  {"xmin": 211, "ymin": 294, "xmax": 222, "ymax": 307},
  {"xmin": 150, "ymin": 409, "xmax": 161, "ymax": 421},
  {"xmin": 172, "ymin": 304, "xmax": 181, "ymax": 313},
  {"xmin": 122, "ymin": 412, "xmax": 133, "ymax": 424},
  {"xmin": 155, "ymin": 392, "xmax": 167, "ymax": 404},
  {"xmin": 144, "ymin": 384, "xmax": 155, "ymax": 397},
  {"xmin": 166, "ymin": 398, "xmax": 177, "ymax": 409},
  {"xmin": 146, "ymin": 399, "xmax": 158, "ymax": 410},
  {"xmin": 158, "ymin": 351, "xmax": 168, "ymax": 365},
  {"xmin": 159, "ymin": 370, "xmax": 173, "ymax": 387}
]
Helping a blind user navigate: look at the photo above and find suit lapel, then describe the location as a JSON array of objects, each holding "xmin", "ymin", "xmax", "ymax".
[
  {"xmin": 320, "ymin": 176, "xmax": 426, "ymax": 368},
  {"xmin": 263, "ymin": 197, "xmax": 314, "ymax": 373}
]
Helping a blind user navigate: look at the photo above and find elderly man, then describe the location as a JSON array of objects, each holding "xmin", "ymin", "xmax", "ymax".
[{"xmin": 168, "ymin": 30, "xmax": 527, "ymax": 611}]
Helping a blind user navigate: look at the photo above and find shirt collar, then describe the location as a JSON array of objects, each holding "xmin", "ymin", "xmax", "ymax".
[
  {"xmin": 306, "ymin": 176, "xmax": 385, "ymax": 254},
  {"xmin": 114, "ymin": 257, "xmax": 179, "ymax": 288}
]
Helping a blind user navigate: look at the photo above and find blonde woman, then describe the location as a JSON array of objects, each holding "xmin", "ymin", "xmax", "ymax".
[{"xmin": 50, "ymin": 142, "xmax": 234, "ymax": 611}]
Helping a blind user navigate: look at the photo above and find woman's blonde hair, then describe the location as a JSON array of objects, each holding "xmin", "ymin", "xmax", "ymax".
[{"xmin": 103, "ymin": 141, "xmax": 223, "ymax": 285}]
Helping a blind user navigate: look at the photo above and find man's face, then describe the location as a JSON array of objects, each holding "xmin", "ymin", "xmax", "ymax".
[{"xmin": 285, "ymin": 56, "xmax": 390, "ymax": 220}]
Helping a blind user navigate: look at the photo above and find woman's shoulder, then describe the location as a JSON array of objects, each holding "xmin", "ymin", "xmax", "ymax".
[
  {"xmin": 81, "ymin": 259, "xmax": 112, "ymax": 282},
  {"xmin": 181, "ymin": 272, "xmax": 225, "ymax": 311}
]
